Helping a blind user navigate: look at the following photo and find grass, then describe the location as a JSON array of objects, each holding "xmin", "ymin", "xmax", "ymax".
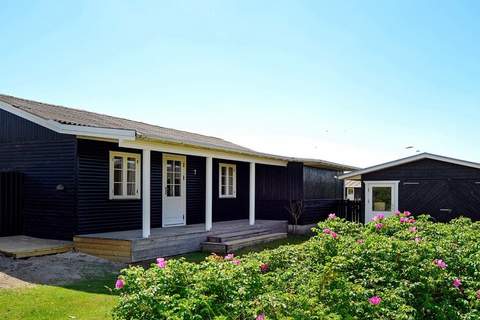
[
  {"xmin": 0, "ymin": 275, "xmax": 118, "ymax": 320},
  {"xmin": 0, "ymin": 234, "xmax": 311, "ymax": 320}
]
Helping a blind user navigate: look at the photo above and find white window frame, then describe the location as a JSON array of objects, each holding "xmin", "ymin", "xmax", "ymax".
[
  {"xmin": 109, "ymin": 151, "xmax": 141, "ymax": 200},
  {"xmin": 219, "ymin": 163, "xmax": 237, "ymax": 198},
  {"xmin": 364, "ymin": 180, "xmax": 399, "ymax": 222}
]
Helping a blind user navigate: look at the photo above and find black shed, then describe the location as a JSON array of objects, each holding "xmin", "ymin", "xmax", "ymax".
[{"xmin": 339, "ymin": 153, "xmax": 480, "ymax": 223}]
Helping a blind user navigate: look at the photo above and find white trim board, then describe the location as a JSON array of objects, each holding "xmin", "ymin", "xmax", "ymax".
[
  {"xmin": 339, "ymin": 153, "xmax": 480, "ymax": 180},
  {"xmin": 119, "ymin": 139, "xmax": 288, "ymax": 167}
]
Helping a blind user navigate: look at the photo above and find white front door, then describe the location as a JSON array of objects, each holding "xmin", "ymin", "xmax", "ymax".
[
  {"xmin": 364, "ymin": 181, "xmax": 399, "ymax": 222},
  {"xmin": 162, "ymin": 154, "xmax": 186, "ymax": 227}
]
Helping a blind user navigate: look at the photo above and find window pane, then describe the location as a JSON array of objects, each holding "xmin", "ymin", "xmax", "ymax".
[
  {"xmin": 228, "ymin": 176, "xmax": 234, "ymax": 188},
  {"xmin": 114, "ymin": 182, "xmax": 123, "ymax": 196},
  {"xmin": 221, "ymin": 175, "xmax": 226, "ymax": 188},
  {"xmin": 127, "ymin": 183, "xmax": 136, "ymax": 196},
  {"xmin": 221, "ymin": 186, "xmax": 226, "ymax": 195},
  {"xmin": 167, "ymin": 172, "xmax": 173, "ymax": 185},
  {"xmin": 174, "ymin": 161, "xmax": 181, "ymax": 173},
  {"xmin": 372, "ymin": 187, "xmax": 392, "ymax": 211},
  {"xmin": 174, "ymin": 185, "xmax": 180, "ymax": 197},
  {"xmin": 114, "ymin": 169, "xmax": 123, "ymax": 183},
  {"xmin": 166, "ymin": 185, "xmax": 172, "ymax": 197},
  {"xmin": 166, "ymin": 160, "xmax": 173, "ymax": 172},
  {"xmin": 221, "ymin": 166, "xmax": 226, "ymax": 176},
  {"xmin": 113, "ymin": 157, "xmax": 123, "ymax": 170},
  {"xmin": 228, "ymin": 166, "xmax": 233, "ymax": 177},
  {"xmin": 127, "ymin": 158, "xmax": 136, "ymax": 170},
  {"xmin": 127, "ymin": 170, "xmax": 136, "ymax": 183},
  {"xmin": 175, "ymin": 175, "xmax": 181, "ymax": 185}
]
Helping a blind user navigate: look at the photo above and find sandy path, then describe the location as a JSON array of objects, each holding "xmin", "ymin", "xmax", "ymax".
[{"xmin": 0, "ymin": 251, "xmax": 125, "ymax": 289}]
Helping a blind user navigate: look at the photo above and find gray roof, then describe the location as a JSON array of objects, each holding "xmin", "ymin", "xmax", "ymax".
[{"xmin": 0, "ymin": 94, "xmax": 358, "ymax": 171}]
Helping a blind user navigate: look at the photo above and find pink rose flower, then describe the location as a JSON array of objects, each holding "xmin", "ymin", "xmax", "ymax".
[
  {"xmin": 408, "ymin": 218, "xmax": 416, "ymax": 224},
  {"xmin": 400, "ymin": 217, "xmax": 408, "ymax": 223},
  {"xmin": 232, "ymin": 259, "xmax": 241, "ymax": 265},
  {"xmin": 156, "ymin": 257, "xmax": 167, "ymax": 268},
  {"xmin": 330, "ymin": 232, "xmax": 338, "ymax": 239},
  {"xmin": 414, "ymin": 237, "xmax": 421, "ymax": 244},
  {"xmin": 476, "ymin": 290, "xmax": 480, "ymax": 300},
  {"xmin": 409, "ymin": 227, "xmax": 417, "ymax": 233},
  {"xmin": 404, "ymin": 211, "xmax": 412, "ymax": 216},
  {"xmin": 328, "ymin": 213, "xmax": 337, "ymax": 220},
  {"xmin": 434, "ymin": 259, "xmax": 447, "ymax": 270},
  {"xmin": 224, "ymin": 253, "xmax": 235, "ymax": 260},
  {"xmin": 115, "ymin": 279, "xmax": 125, "ymax": 289},
  {"xmin": 260, "ymin": 263, "xmax": 269, "ymax": 273},
  {"xmin": 372, "ymin": 214, "xmax": 385, "ymax": 222},
  {"xmin": 394, "ymin": 211, "xmax": 402, "ymax": 216},
  {"xmin": 369, "ymin": 296, "xmax": 382, "ymax": 305},
  {"xmin": 357, "ymin": 239, "xmax": 365, "ymax": 244},
  {"xmin": 323, "ymin": 228, "xmax": 332, "ymax": 235},
  {"xmin": 452, "ymin": 278, "xmax": 462, "ymax": 288},
  {"xmin": 256, "ymin": 313, "xmax": 265, "ymax": 320},
  {"xmin": 375, "ymin": 223, "xmax": 383, "ymax": 230}
]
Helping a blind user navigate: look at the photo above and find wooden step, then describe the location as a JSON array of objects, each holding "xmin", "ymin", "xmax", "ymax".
[
  {"xmin": 207, "ymin": 228, "xmax": 271, "ymax": 243},
  {"xmin": 202, "ymin": 232, "xmax": 287, "ymax": 254}
]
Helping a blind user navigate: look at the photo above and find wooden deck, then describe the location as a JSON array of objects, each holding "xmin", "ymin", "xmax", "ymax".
[
  {"xmin": 0, "ymin": 235, "xmax": 73, "ymax": 258},
  {"xmin": 74, "ymin": 220, "xmax": 287, "ymax": 262}
]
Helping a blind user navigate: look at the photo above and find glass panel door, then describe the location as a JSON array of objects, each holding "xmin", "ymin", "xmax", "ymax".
[{"xmin": 365, "ymin": 181, "xmax": 398, "ymax": 222}]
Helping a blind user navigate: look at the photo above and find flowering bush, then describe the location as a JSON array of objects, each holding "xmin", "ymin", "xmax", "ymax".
[{"xmin": 113, "ymin": 213, "xmax": 480, "ymax": 319}]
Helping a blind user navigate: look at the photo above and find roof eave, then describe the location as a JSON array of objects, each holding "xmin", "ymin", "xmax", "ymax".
[{"xmin": 339, "ymin": 153, "xmax": 480, "ymax": 180}]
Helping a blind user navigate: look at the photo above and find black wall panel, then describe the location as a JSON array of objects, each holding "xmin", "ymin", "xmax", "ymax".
[{"xmin": 362, "ymin": 158, "xmax": 480, "ymax": 222}]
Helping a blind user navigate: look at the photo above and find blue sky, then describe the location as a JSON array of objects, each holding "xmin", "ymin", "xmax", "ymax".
[{"xmin": 1, "ymin": 1, "xmax": 479, "ymax": 167}]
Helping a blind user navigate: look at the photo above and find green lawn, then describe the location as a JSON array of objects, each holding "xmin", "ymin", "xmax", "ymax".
[
  {"xmin": 0, "ymin": 235, "xmax": 310, "ymax": 320},
  {"xmin": 0, "ymin": 276, "xmax": 118, "ymax": 320}
]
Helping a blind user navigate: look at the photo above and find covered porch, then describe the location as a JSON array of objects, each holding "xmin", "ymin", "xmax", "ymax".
[{"xmin": 74, "ymin": 219, "xmax": 287, "ymax": 262}]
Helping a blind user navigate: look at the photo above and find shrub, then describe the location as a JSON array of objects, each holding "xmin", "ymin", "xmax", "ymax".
[{"xmin": 113, "ymin": 214, "xmax": 480, "ymax": 319}]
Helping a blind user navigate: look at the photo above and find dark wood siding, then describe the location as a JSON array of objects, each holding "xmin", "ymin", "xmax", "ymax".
[
  {"xmin": 0, "ymin": 109, "xmax": 65, "ymax": 143},
  {"xmin": 0, "ymin": 172, "xmax": 24, "ymax": 236},
  {"xmin": 76, "ymin": 139, "xmax": 143, "ymax": 234},
  {"xmin": 362, "ymin": 158, "xmax": 480, "ymax": 222},
  {"xmin": 186, "ymin": 155, "xmax": 206, "ymax": 224},
  {"xmin": 301, "ymin": 166, "xmax": 343, "ymax": 224},
  {"xmin": 151, "ymin": 151, "xmax": 162, "ymax": 227},
  {"xmin": 255, "ymin": 162, "xmax": 304, "ymax": 223},
  {"xmin": 212, "ymin": 159, "xmax": 249, "ymax": 222},
  {"xmin": 303, "ymin": 166, "xmax": 343, "ymax": 199},
  {"xmin": 0, "ymin": 109, "xmax": 76, "ymax": 239},
  {"xmin": 77, "ymin": 142, "xmax": 207, "ymax": 233}
]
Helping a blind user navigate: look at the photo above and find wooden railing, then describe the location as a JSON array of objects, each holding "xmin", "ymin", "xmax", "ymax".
[
  {"xmin": 302, "ymin": 199, "xmax": 362, "ymax": 224},
  {"xmin": 336, "ymin": 199, "xmax": 362, "ymax": 223}
]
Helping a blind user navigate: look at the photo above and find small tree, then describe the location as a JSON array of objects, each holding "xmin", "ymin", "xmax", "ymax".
[{"xmin": 286, "ymin": 200, "xmax": 304, "ymax": 233}]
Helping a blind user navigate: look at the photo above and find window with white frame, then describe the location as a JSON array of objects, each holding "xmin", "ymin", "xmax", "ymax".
[
  {"xmin": 219, "ymin": 163, "xmax": 236, "ymax": 198},
  {"xmin": 109, "ymin": 151, "xmax": 141, "ymax": 199}
]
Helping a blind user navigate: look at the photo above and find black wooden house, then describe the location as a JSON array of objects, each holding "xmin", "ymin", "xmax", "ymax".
[
  {"xmin": 340, "ymin": 153, "xmax": 480, "ymax": 223},
  {"xmin": 0, "ymin": 94, "xmax": 355, "ymax": 243}
]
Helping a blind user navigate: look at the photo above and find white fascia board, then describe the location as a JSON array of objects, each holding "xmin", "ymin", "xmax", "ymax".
[
  {"xmin": 339, "ymin": 153, "xmax": 480, "ymax": 180},
  {"xmin": 119, "ymin": 139, "xmax": 288, "ymax": 167},
  {"xmin": 0, "ymin": 100, "xmax": 136, "ymax": 140}
]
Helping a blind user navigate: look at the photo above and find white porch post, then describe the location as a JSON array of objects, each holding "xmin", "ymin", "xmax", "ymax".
[
  {"xmin": 249, "ymin": 161, "xmax": 255, "ymax": 225},
  {"xmin": 205, "ymin": 156, "xmax": 213, "ymax": 231},
  {"xmin": 142, "ymin": 148, "xmax": 151, "ymax": 238}
]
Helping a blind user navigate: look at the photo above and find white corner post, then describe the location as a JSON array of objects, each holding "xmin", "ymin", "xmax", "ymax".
[
  {"xmin": 142, "ymin": 148, "xmax": 151, "ymax": 238},
  {"xmin": 205, "ymin": 156, "xmax": 213, "ymax": 231},
  {"xmin": 249, "ymin": 161, "xmax": 255, "ymax": 226}
]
